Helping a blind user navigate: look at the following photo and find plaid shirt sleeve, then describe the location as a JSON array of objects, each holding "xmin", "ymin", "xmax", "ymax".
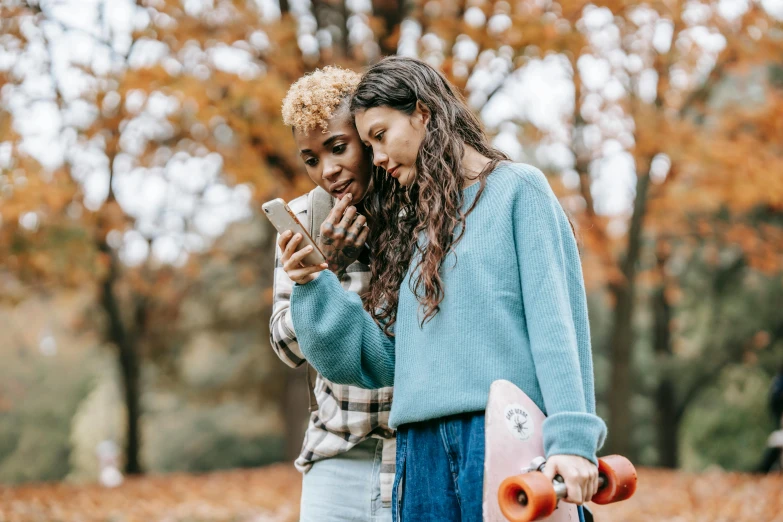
[
  {"xmin": 268, "ymin": 205, "xmax": 307, "ymax": 368},
  {"xmin": 269, "ymin": 241, "xmax": 305, "ymax": 368}
]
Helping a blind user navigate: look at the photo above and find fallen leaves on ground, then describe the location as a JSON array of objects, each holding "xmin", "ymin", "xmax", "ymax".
[
  {"xmin": 0, "ymin": 464, "xmax": 300, "ymax": 522},
  {"xmin": 1, "ymin": 466, "xmax": 782, "ymax": 522},
  {"xmin": 590, "ymin": 468, "xmax": 783, "ymax": 522}
]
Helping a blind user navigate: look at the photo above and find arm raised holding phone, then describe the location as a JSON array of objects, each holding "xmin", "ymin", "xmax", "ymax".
[
  {"xmin": 278, "ymin": 191, "xmax": 395, "ymax": 387},
  {"xmin": 279, "ymin": 192, "xmax": 370, "ymax": 285}
]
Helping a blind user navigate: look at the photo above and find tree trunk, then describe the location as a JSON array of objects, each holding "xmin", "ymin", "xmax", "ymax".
[
  {"xmin": 606, "ymin": 284, "xmax": 634, "ymax": 457},
  {"xmin": 118, "ymin": 328, "xmax": 143, "ymax": 475},
  {"xmin": 652, "ymin": 253, "xmax": 678, "ymax": 467},
  {"xmin": 99, "ymin": 241, "xmax": 143, "ymax": 475},
  {"xmin": 656, "ymin": 379, "xmax": 679, "ymax": 467},
  {"xmin": 606, "ymin": 171, "xmax": 651, "ymax": 459},
  {"xmin": 372, "ymin": 0, "xmax": 407, "ymax": 56}
]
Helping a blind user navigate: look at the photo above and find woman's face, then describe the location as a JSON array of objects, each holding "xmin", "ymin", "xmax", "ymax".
[
  {"xmin": 354, "ymin": 104, "xmax": 429, "ymax": 188},
  {"xmin": 294, "ymin": 110, "xmax": 372, "ymax": 203}
]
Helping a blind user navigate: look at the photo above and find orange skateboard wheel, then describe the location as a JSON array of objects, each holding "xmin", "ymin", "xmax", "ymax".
[
  {"xmin": 592, "ymin": 455, "xmax": 637, "ymax": 505},
  {"xmin": 498, "ymin": 471, "xmax": 557, "ymax": 522}
]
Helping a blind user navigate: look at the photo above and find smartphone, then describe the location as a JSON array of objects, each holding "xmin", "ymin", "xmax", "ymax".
[{"xmin": 262, "ymin": 198, "xmax": 327, "ymax": 266}]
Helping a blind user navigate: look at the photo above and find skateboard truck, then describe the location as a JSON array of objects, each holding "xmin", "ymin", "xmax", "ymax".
[
  {"xmin": 498, "ymin": 455, "xmax": 638, "ymax": 522},
  {"xmin": 519, "ymin": 456, "xmax": 547, "ymax": 474},
  {"xmin": 513, "ymin": 457, "xmax": 568, "ymax": 509}
]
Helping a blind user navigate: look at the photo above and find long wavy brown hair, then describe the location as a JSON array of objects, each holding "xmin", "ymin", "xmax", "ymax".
[{"xmin": 350, "ymin": 57, "xmax": 510, "ymax": 335}]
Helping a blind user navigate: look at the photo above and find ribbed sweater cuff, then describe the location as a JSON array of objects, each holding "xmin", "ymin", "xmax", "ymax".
[
  {"xmin": 292, "ymin": 270, "xmax": 331, "ymax": 294},
  {"xmin": 291, "ymin": 270, "xmax": 340, "ymax": 339},
  {"xmin": 291, "ymin": 271, "xmax": 339, "ymax": 360},
  {"xmin": 543, "ymin": 412, "xmax": 607, "ymax": 465}
]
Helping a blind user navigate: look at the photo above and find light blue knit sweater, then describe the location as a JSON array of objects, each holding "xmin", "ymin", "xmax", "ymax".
[{"xmin": 291, "ymin": 163, "xmax": 607, "ymax": 463}]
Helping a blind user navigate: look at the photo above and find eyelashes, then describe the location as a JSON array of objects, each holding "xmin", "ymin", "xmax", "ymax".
[{"xmin": 303, "ymin": 142, "xmax": 348, "ymax": 167}]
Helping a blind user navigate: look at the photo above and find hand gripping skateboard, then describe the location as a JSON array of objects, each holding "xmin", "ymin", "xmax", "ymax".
[{"xmin": 484, "ymin": 380, "xmax": 637, "ymax": 521}]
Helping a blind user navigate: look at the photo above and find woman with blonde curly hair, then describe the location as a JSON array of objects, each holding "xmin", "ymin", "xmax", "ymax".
[{"xmin": 270, "ymin": 66, "xmax": 394, "ymax": 522}]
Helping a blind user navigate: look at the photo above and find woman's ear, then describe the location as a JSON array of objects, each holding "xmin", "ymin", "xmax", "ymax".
[{"xmin": 415, "ymin": 100, "xmax": 431, "ymax": 127}]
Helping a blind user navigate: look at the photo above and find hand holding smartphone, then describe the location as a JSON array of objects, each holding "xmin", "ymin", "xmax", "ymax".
[
  {"xmin": 264, "ymin": 195, "xmax": 370, "ymax": 285},
  {"xmin": 264, "ymin": 198, "xmax": 330, "ymax": 285},
  {"xmin": 262, "ymin": 198, "xmax": 326, "ymax": 266}
]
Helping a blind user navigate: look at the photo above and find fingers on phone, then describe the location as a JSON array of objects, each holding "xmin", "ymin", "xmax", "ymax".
[
  {"xmin": 284, "ymin": 251, "xmax": 314, "ymax": 273},
  {"xmin": 281, "ymin": 235, "xmax": 303, "ymax": 268},
  {"xmin": 290, "ymin": 244, "xmax": 314, "ymax": 266},
  {"xmin": 290, "ymin": 264, "xmax": 327, "ymax": 285},
  {"xmin": 277, "ymin": 230, "xmax": 293, "ymax": 250},
  {"xmin": 283, "ymin": 233, "xmax": 302, "ymax": 256},
  {"xmin": 296, "ymin": 264, "xmax": 325, "ymax": 277}
]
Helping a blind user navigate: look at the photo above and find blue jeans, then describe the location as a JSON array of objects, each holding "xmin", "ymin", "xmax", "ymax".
[
  {"xmin": 300, "ymin": 438, "xmax": 392, "ymax": 522},
  {"xmin": 392, "ymin": 412, "xmax": 586, "ymax": 522}
]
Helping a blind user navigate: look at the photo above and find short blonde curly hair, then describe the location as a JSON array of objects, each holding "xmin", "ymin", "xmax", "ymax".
[{"xmin": 281, "ymin": 66, "xmax": 362, "ymax": 134}]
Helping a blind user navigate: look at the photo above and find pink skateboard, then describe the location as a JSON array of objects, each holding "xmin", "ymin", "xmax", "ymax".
[
  {"xmin": 484, "ymin": 380, "xmax": 637, "ymax": 521},
  {"xmin": 484, "ymin": 380, "xmax": 579, "ymax": 522}
]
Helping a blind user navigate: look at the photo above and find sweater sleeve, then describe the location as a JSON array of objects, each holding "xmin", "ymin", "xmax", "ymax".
[
  {"xmin": 290, "ymin": 270, "xmax": 396, "ymax": 389},
  {"xmin": 513, "ymin": 167, "xmax": 607, "ymax": 465}
]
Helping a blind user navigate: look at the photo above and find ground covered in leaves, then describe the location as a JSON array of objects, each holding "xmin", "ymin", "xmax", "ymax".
[{"xmin": 1, "ymin": 465, "xmax": 782, "ymax": 522}]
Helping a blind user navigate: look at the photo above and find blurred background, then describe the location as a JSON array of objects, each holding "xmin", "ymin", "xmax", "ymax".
[{"xmin": 1, "ymin": 0, "xmax": 782, "ymax": 508}]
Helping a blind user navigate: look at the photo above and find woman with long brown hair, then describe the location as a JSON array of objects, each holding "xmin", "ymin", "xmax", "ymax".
[{"xmin": 279, "ymin": 56, "xmax": 605, "ymax": 521}]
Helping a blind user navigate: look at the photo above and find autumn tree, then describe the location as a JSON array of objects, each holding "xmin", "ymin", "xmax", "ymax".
[
  {"xmin": 593, "ymin": 1, "xmax": 783, "ymax": 459},
  {"xmin": 4, "ymin": 0, "xmax": 782, "ymax": 474},
  {"xmin": 1, "ymin": 0, "xmax": 318, "ymax": 472}
]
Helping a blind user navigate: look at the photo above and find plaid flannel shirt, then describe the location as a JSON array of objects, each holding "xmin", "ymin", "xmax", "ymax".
[{"xmin": 269, "ymin": 194, "xmax": 396, "ymax": 506}]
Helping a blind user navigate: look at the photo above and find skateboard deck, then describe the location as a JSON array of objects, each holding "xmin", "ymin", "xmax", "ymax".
[{"xmin": 483, "ymin": 379, "xmax": 578, "ymax": 522}]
